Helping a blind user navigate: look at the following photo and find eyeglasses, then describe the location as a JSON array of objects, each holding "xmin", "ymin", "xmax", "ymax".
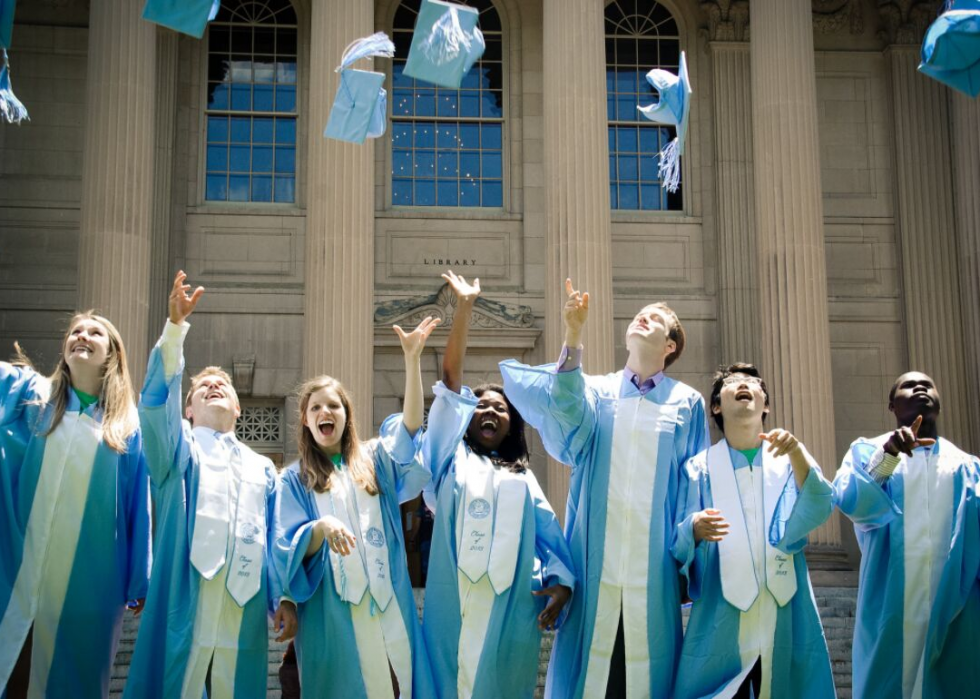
[{"xmin": 722, "ymin": 376, "xmax": 763, "ymax": 387}]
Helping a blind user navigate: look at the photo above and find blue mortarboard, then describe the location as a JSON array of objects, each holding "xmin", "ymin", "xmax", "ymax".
[
  {"xmin": 637, "ymin": 51, "xmax": 691, "ymax": 193},
  {"xmin": 142, "ymin": 0, "xmax": 221, "ymax": 39},
  {"xmin": 324, "ymin": 32, "xmax": 396, "ymax": 144},
  {"xmin": 404, "ymin": 0, "xmax": 485, "ymax": 89},
  {"xmin": 0, "ymin": 1, "xmax": 27, "ymax": 125},
  {"xmin": 919, "ymin": 0, "xmax": 980, "ymax": 97}
]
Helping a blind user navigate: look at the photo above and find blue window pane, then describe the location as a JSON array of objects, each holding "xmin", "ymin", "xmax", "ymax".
[
  {"xmin": 608, "ymin": 156, "xmax": 616, "ymax": 179},
  {"xmin": 208, "ymin": 116, "xmax": 229, "ymax": 142},
  {"xmin": 230, "ymin": 59, "xmax": 251, "ymax": 83},
  {"xmin": 275, "ymin": 61, "xmax": 297, "ymax": 84},
  {"xmin": 393, "ymin": 89, "xmax": 413, "ymax": 117},
  {"xmin": 415, "ymin": 91, "xmax": 436, "ymax": 117},
  {"xmin": 254, "ymin": 60, "xmax": 275, "ymax": 83},
  {"xmin": 618, "ymin": 127, "xmax": 638, "ymax": 152},
  {"xmin": 393, "ymin": 150, "xmax": 412, "ymax": 177},
  {"xmin": 459, "ymin": 152, "xmax": 480, "ymax": 180},
  {"xmin": 459, "ymin": 180, "xmax": 480, "ymax": 206},
  {"xmin": 437, "ymin": 181, "xmax": 458, "ymax": 206},
  {"xmin": 206, "ymin": 175, "xmax": 227, "ymax": 201},
  {"xmin": 253, "ymin": 118, "xmax": 274, "ymax": 143},
  {"xmin": 617, "ymin": 96, "xmax": 636, "ymax": 121},
  {"xmin": 253, "ymin": 146, "xmax": 273, "ymax": 173},
  {"xmin": 459, "ymin": 92, "xmax": 480, "ymax": 117},
  {"xmin": 393, "ymin": 123, "xmax": 412, "ymax": 148},
  {"xmin": 460, "ymin": 67, "xmax": 480, "ymax": 89},
  {"xmin": 209, "ymin": 84, "xmax": 229, "ymax": 110},
  {"xmin": 608, "ymin": 127, "xmax": 616, "ymax": 151},
  {"xmin": 436, "ymin": 91, "xmax": 458, "ymax": 117},
  {"xmin": 609, "ymin": 184, "xmax": 618, "ymax": 209},
  {"xmin": 275, "ymin": 85, "xmax": 296, "ymax": 112},
  {"xmin": 207, "ymin": 145, "xmax": 228, "ymax": 172},
  {"xmin": 618, "ymin": 155, "xmax": 638, "ymax": 181},
  {"xmin": 393, "ymin": 64, "xmax": 412, "ymax": 88},
  {"xmin": 638, "ymin": 127, "xmax": 658, "ymax": 153},
  {"xmin": 275, "ymin": 118, "xmax": 295, "ymax": 144},
  {"xmin": 606, "ymin": 69, "xmax": 616, "ymax": 91},
  {"xmin": 251, "ymin": 176, "xmax": 273, "ymax": 202},
  {"xmin": 230, "ymin": 117, "xmax": 251, "ymax": 142},
  {"xmin": 230, "ymin": 145, "xmax": 250, "ymax": 172},
  {"xmin": 616, "ymin": 69, "xmax": 637, "ymax": 92},
  {"xmin": 274, "ymin": 176, "xmax": 295, "ymax": 203},
  {"xmin": 253, "ymin": 84, "xmax": 274, "ymax": 111},
  {"xmin": 607, "ymin": 97, "xmax": 615, "ymax": 120},
  {"xmin": 437, "ymin": 152, "xmax": 458, "ymax": 178},
  {"xmin": 229, "ymin": 176, "xmax": 250, "ymax": 202},
  {"xmin": 231, "ymin": 84, "xmax": 251, "ymax": 111},
  {"xmin": 482, "ymin": 181, "xmax": 502, "ymax": 207},
  {"xmin": 393, "ymin": 178, "xmax": 413, "ymax": 206},
  {"xmin": 640, "ymin": 184, "xmax": 662, "ymax": 210},
  {"xmin": 482, "ymin": 153, "xmax": 502, "ymax": 179},
  {"xmin": 416, "ymin": 179, "xmax": 435, "ymax": 206},
  {"xmin": 437, "ymin": 124, "xmax": 458, "ymax": 148},
  {"xmin": 482, "ymin": 124, "xmax": 502, "ymax": 150},
  {"xmin": 414, "ymin": 122, "xmax": 436, "ymax": 148},
  {"xmin": 639, "ymin": 155, "xmax": 658, "ymax": 181},
  {"xmin": 275, "ymin": 147, "xmax": 295, "ymax": 174},
  {"xmin": 415, "ymin": 150, "xmax": 435, "ymax": 177},
  {"xmin": 619, "ymin": 184, "xmax": 639, "ymax": 210},
  {"xmin": 458, "ymin": 124, "xmax": 479, "ymax": 149},
  {"xmin": 481, "ymin": 91, "xmax": 503, "ymax": 118}
]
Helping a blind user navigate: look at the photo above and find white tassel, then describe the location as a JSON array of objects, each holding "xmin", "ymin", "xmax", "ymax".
[
  {"xmin": 420, "ymin": 7, "xmax": 471, "ymax": 66},
  {"xmin": 0, "ymin": 50, "xmax": 29, "ymax": 125},
  {"xmin": 338, "ymin": 31, "xmax": 396, "ymax": 71},
  {"xmin": 657, "ymin": 137, "xmax": 681, "ymax": 193}
]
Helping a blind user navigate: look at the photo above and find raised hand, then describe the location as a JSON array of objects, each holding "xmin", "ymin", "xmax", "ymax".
[
  {"xmin": 273, "ymin": 600, "xmax": 298, "ymax": 642},
  {"xmin": 884, "ymin": 415, "xmax": 937, "ymax": 457},
  {"xmin": 317, "ymin": 515, "xmax": 357, "ymax": 557},
  {"xmin": 168, "ymin": 270, "xmax": 205, "ymax": 325},
  {"xmin": 442, "ymin": 270, "xmax": 481, "ymax": 305},
  {"xmin": 759, "ymin": 429, "xmax": 802, "ymax": 458},
  {"xmin": 532, "ymin": 583, "xmax": 572, "ymax": 631},
  {"xmin": 562, "ymin": 278, "xmax": 590, "ymax": 346},
  {"xmin": 693, "ymin": 508, "xmax": 729, "ymax": 543},
  {"xmin": 393, "ymin": 315, "xmax": 442, "ymax": 360}
]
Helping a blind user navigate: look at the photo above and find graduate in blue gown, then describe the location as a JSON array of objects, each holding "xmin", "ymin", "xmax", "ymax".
[
  {"xmin": 124, "ymin": 272, "xmax": 291, "ymax": 699},
  {"xmin": 273, "ymin": 317, "xmax": 441, "ymax": 699},
  {"xmin": 0, "ymin": 313, "xmax": 151, "ymax": 699},
  {"xmin": 500, "ymin": 278, "xmax": 709, "ymax": 699},
  {"xmin": 834, "ymin": 371, "xmax": 980, "ymax": 699},
  {"xmin": 419, "ymin": 271, "xmax": 575, "ymax": 699},
  {"xmin": 672, "ymin": 363, "xmax": 835, "ymax": 699}
]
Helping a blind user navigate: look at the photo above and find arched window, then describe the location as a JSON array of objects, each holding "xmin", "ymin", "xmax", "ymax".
[
  {"xmin": 391, "ymin": 0, "xmax": 504, "ymax": 208},
  {"xmin": 204, "ymin": 0, "xmax": 298, "ymax": 203},
  {"xmin": 605, "ymin": 0, "xmax": 682, "ymax": 211}
]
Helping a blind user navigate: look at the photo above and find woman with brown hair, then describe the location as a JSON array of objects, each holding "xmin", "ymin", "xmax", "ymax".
[
  {"xmin": 0, "ymin": 313, "xmax": 151, "ymax": 698},
  {"xmin": 273, "ymin": 317, "xmax": 440, "ymax": 699}
]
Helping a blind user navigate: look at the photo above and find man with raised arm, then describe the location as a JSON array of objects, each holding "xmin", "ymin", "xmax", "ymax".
[
  {"xmin": 834, "ymin": 371, "xmax": 980, "ymax": 699},
  {"xmin": 124, "ymin": 271, "xmax": 295, "ymax": 699},
  {"xmin": 500, "ymin": 279, "xmax": 709, "ymax": 699}
]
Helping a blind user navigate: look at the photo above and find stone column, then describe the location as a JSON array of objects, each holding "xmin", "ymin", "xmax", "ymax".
[
  {"xmin": 751, "ymin": 0, "xmax": 839, "ymax": 547},
  {"xmin": 542, "ymin": 0, "xmax": 615, "ymax": 511},
  {"xmin": 951, "ymin": 93, "xmax": 980, "ymax": 455},
  {"xmin": 885, "ymin": 41, "xmax": 972, "ymax": 448},
  {"xmin": 303, "ymin": 0, "xmax": 375, "ymax": 434},
  {"xmin": 77, "ymin": 0, "xmax": 157, "ymax": 382},
  {"xmin": 705, "ymin": 2, "xmax": 760, "ymax": 364}
]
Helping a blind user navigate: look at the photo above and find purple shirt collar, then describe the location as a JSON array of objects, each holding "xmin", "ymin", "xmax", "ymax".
[{"xmin": 623, "ymin": 366, "xmax": 664, "ymax": 395}]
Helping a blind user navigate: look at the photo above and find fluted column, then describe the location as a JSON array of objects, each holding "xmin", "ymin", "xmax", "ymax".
[
  {"xmin": 751, "ymin": 0, "xmax": 839, "ymax": 547},
  {"xmin": 78, "ymin": 0, "xmax": 157, "ymax": 381},
  {"xmin": 951, "ymin": 94, "xmax": 980, "ymax": 455},
  {"xmin": 303, "ymin": 0, "xmax": 374, "ymax": 434},
  {"xmin": 542, "ymin": 0, "xmax": 615, "ymax": 511},
  {"xmin": 886, "ymin": 45, "xmax": 972, "ymax": 448},
  {"xmin": 711, "ymin": 39, "xmax": 760, "ymax": 364}
]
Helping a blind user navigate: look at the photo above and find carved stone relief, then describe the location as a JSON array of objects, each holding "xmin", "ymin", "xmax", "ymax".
[
  {"xmin": 813, "ymin": 0, "xmax": 865, "ymax": 34},
  {"xmin": 374, "ymin": 284, "xmax": 534, "ymax": 330},
  {"xmin": 701, "ymin": 0, "xmax": 751, "ymax": 42},
  {"xmin": 877, "ymin": 0, "xmax": 942, "ymax": 44}
]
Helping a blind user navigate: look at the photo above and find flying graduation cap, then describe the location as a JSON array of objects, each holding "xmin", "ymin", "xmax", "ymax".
[
  {"xmin": 142, "ymin": 0, "xmax": 221, "ymax": 39},
  {"xmin": 324, "ymin": 32, "xmax": 396, "ymax": 144},
  {"xmin": 637, "ymin": 51, "xmax": 691, "ymax": 193},
  {"xmin": 0, "ymin": 0, "xmax": 28, "ymax": 125},
  {"xmin": 404, "ymin": 0, "xmax": 485, "ymax": 89},
  {"xmin": 919, "ymin": 0, "xmax": 980, "ymax": 97}
]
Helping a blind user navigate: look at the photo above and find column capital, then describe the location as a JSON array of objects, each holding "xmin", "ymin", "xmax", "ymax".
[
  {"xmin": 813, "ymin": 0, "xmax": 864, "ymax": 35},
  {"xmin": 877, "ymin": 0, "xmax": 941, "ymax": 45},
  {"xmin": 701, "ymin": 0, "xmax": 750, "ymax": 43}
]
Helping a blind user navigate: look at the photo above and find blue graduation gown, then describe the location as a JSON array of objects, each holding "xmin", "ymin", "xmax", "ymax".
[
  {"xmin": 272, "ymin": 415, "xmax": 436, "ymax": 699},
  {"xmin": 0, "ymin": 363, "xmax": 151, "ymax": 698},
  {"xmin": 834, "ymin": 436, "xmax": 980, "ymax": 699},
  {"xmin": 123, "ymin": 337, "xmax": 279, "ymax": 699},
  {"xmin": 671, "ymin": 444, "xmax": 836, "ymax": 699},
  {"xmin": 500, "ymin": 360, "xmax": 709, "ymax": 699},
  {"xmin": 419, "ymin": 382, "xmax": 576, "ymax": 699}
]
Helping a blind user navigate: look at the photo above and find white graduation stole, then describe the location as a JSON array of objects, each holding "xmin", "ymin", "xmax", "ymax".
[
  {"xmin": 226, "ymin": 452, "xmax": 268, "ymax": 606},
  {"xmin": 456, "ymin": 450, "xmax": 526, "ymax": 594},
  {"xmin": 707, "ymin": 441, "xmax": 798, "ymax": 611},
  {"xmin": 314, "ymin": 464, "xmax": 395, "ymax": 612}
]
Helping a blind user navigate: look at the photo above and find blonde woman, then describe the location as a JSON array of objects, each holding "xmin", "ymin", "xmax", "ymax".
[
  {"xmin": 274, "ymin": 317, "xmax": 439, "ymax": 699},
  {"xmin": 0, "ymin": 313, "xmax": 151, "ymax": 699}
]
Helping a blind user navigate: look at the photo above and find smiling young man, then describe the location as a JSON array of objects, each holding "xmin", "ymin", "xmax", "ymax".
[
  {"xmin": 671, "ymin": 363, "xmax": 834, "ymax": 699},
  {"xmin": 834, "ymin": 371, "xmax": 980, "ymax": 699},
  {"xmin": 123, "ymin": 271, "xmax": 294, "ymax": 699},
  {"xmin": 500, "ymin": 279, "xmax": 709, "ymax": 699}
]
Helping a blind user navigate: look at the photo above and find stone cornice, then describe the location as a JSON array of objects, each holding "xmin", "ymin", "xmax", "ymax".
[
  {"xmin": 374, "ymin": 284, "xmax": 535, "ymax": 331},
  {"xmin": 701, "ymin": 0, "xmax": 751, "ymax": 42},
  {"xmin": 812, "ymin": 0, "xmax": 864, "ymax": 34}
]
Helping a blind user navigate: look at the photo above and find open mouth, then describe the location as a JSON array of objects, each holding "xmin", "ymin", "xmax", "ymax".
[
  {"xmin": 318, "ymin": 420, "xmax": 336, "ymax": 438},
  {"xmin": 71, "ymin": 343, "xmax": 94, "ymax": 355},
  {"xmin": 479, "ymin": 418, "xmax": 498, "ymax": 439},
  {"xmin": 205, "ymin": 390, "xmax": 225, "ymax": 401},
  {"xmin": 735, "ymin": 389, "xmax": 753, "ymax": 402}
]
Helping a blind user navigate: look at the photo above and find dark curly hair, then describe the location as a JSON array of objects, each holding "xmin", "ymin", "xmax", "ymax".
[
  {"xmin": 464, "ymin": 383, "xmax": 530, "ymax": 474},
  {"xmin": 709, "ymin": 362, "xmax": 770, "ymax": 431}
]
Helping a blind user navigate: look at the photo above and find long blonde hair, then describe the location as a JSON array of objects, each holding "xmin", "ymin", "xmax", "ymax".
[
  {"xmin": 14, "ymin": 312, "xmax": 138, "ymax": 453},
  {"xmin": 296, "ymin": 375, "xmax": 378, "ymax": 495}
]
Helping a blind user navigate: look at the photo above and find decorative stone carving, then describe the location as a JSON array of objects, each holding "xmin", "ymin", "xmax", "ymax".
[
  {"xmin": 877, "ymin": 0, "xmax": 941, "ymax": 44},
  {"xmin": 812, "ymin": 0, "xmax": 864, "ymax": 34},
  {"xmin": 374, "ymin": 284, "xmax": 535, "ymax": 330},
  {"xmin": 701, "ymin": 0, "xmax": 751, "ymax": 42}
]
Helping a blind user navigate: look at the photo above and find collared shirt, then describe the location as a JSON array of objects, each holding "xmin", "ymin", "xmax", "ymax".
[
  {"xmin": 556, "ymin": 345, "xmax": 664, "ymax": 396},
  {"xmin": 728, "ymin": 445, "xmax": 763, "ymax": 471}
]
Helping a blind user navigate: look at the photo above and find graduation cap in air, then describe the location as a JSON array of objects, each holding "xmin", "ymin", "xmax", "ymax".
[
  {"xmin": 403, "ymin": 0, "xmax": 485, "ymax": 89},
  {"xmin": 919, "ymin": 0, "xmax": 980, "ymax": 97},
  {"xmin": 637, "ymin": 51, "xmax": 692, "ymax": 193},
  {"xmin": 0, "ymin": 0, "xmax": 28, "ymax": 125},
  {"xmin": 324, "ymin": 32, "xmax": 396, "ymax": 144},
  {"xmin": 142, "ymin": 0, "xmax": 221, "ymax": 39}
]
